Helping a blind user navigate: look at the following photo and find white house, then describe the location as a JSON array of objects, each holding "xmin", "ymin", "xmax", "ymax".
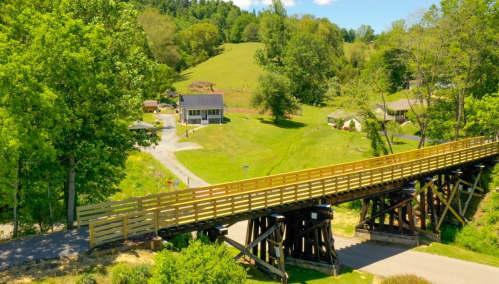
[
  {"xmin": 376, "ymin": 99, "xmax": 427, "ymax": 123},
  {"xmin": 327, "ymin": 110, "xmax": 363, "ymax": 131},
  {"xmin": 179, "ymin": 94, "xmax": 225, "ymax": 125}
]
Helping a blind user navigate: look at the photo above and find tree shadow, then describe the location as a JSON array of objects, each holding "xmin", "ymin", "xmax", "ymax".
[
  {"xmin": 173, "ymin": 72, "xmax": 192, "ymax": 83},
  {"xmin": 257, "ymin": 118, "xmax": 307, "ymax": 129},
  {"xmin": 392, "ymin": 141, "xmax": 408, "ymax": 145}
]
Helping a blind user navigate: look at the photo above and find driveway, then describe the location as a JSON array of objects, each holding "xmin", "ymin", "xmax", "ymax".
[{"xmin": 142, "ymin": 114, "xmax": 209, "ymax": 188}]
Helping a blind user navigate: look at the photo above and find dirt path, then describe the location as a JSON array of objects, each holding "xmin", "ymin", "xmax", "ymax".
[{"xmin": 142, "ymin": 114, "xmax": 209, "ymax": 188}]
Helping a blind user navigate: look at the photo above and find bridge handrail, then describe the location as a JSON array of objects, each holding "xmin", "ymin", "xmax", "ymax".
[
  {"xmin": 88, "ymin": 141, "xmax": 498, "ymax": 247},
  {"xmin": 78, "ymin": 137, "xmax": 485, "ymax": 226}
]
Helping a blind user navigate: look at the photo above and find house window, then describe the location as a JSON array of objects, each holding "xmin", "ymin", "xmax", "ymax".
[
  {"xmin": 207, "ymin": 109, "xmax": 220, "ymax": 115},
  {"xmin": 189, "ymin": 110, "xmax": 200, "ymax": 116}
]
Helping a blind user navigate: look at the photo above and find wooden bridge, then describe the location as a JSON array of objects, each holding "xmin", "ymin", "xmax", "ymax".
[{"xmin": 77, "ymin": 137, "xmax": 499, "ymax": 282}]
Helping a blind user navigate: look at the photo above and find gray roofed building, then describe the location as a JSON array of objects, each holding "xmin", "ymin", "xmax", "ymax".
[
  {"xmin": 129, "ymin": 120, "xmax": 155, "ymax": 130},
  {"xmin": 179, "ymin": 94, "xmax": 225, "ymax": 125},
  {"xmin": 179, "ymin": 94, "xmax": 224, "ymax": 110}
]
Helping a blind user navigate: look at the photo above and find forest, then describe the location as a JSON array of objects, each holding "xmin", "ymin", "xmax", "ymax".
[{"xmin": 1, "ymin": 0, "xmax": 499, "ymax": 243}]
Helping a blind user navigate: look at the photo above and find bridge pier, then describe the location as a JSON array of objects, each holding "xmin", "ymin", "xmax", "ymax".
[{"xmin": 354, "ymin": 191, "xmax": 418, "ymax": 246}]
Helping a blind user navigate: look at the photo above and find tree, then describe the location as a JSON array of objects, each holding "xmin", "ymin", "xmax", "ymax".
[
  {"xmin": 355, "ymin": 24, "xmax": 374, "ymax": 43},
  {"xmin": 138, "ymin": 11, "xmax": 181, "ymax": 70},
  {"xmin": 151, "ymin": 240, "xmax": 247, "ymax": 284},
  {"xmin": 254, "ymin": 0, "xmax": 289, "ymax": 69},
  {"xmin": 243, "ymin": 23, "xmax": 259, "ymax": 42},
  {"xmin": 230, "ymin": 14, "xmax": 257, "ymax": 42},
  {"xmin": 251, "ymin": 73, "xmax": 300, "ymax": 123},
  {"xmin": 464, "ymin": 92, "xmax": 499, "ymax": 141},
  {"xmin": 386, "ymin": 121, "xmax": 403, "ymax": 143},
  {"xmin": 182, "ymin": 23, "xmax": 221, "ymax": 65},
  {"xmin": 283, "ymin": 33, "xmax": 330, "ymax": 104}
]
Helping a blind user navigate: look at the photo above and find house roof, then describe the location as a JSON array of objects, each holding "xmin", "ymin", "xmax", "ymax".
[
  {"xmin": 129, "ymin": 120, "xmax": 155, "ymax": 130},
  {"xmin": 326, "ymin": 110, "xmax": 358, "ymax": 119},
  {"xmin": 143, "ymin": 100, "xmax": 158, "ymax": 107},
  {"xmin": 385, "ymin": 99, "xmax": 426, "ymax": 111},
  {"xmin": 180, "ymin": 94, "xmax": 224, "ymax": 110}
]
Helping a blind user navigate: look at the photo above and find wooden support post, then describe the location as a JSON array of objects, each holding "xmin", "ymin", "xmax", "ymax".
[
  {"xmin": 398, "ymin": 206, "xmax": 403, "ymax": 234},
  {"xmin": 420, "ymin": 180, "xmax": 426, "ymax": 230}
]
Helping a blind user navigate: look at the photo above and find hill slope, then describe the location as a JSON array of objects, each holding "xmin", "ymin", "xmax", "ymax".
[{"xmin": 173, "ymin": 42, "xmax": 265, "ymax": 95}]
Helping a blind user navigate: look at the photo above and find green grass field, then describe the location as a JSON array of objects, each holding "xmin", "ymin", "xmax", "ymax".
[
  {"xmin": 112, "ymin": 151, "xmax": 187, "ymax": 201},
  {"xmin": 174, "ymin": 42, "xmax": 265, "ymax": 96},
  {"xmin": 175, "ymin": 105, "xmax": 419, "ymax": 184}
]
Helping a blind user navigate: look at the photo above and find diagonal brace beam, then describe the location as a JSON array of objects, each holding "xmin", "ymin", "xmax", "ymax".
[
  {"xmin": 435, "ymin": 182, "xmax": 460, "ymax": 230},
  {"xmin": 234, "ymin": 222, "xmax": 281, "ymax": 261},
  {"xmin": 356, "ymin": 197, "xmax": 413, "ymax": 228},
  {"xmin": 223, "ymin": 236, "xmax": 287, "ymax": 279},
  {"xmin": 283, "ymin": 219, "xmax": 329, "ymax": 245},
  {"xmin": 433, "ymin": 185, "xmax": 466, "ymax": 227}
]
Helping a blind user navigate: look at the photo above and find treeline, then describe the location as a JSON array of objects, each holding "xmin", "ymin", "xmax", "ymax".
[
  {"xmin": 0, "ymin": 0, "xmax": 159, "ymax": 236},
  {"xmin": 344, "ymin": 0, "xmax": 499, "ymax": 149},
  {"xmin": 128, "ymin": 0, "xmax": 258, "ymax": 73}
]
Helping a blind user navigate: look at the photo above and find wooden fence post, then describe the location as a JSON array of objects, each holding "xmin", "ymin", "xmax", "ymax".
[
  {"xmin": 89, "ymin": 223, "xmax": 95, "ymax": 248},
  {"xmin": 123, "ymin": 216, "xmax": 128, "ymax": 239}
]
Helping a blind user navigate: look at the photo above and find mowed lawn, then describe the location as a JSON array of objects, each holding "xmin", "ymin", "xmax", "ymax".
[
  {"xmin": 173, "ymin": 43, "xmax": 264, "ymax": 107},
  {"xmin": 175, "ymin": 105, "xmax": 419, "ymax": 184}
]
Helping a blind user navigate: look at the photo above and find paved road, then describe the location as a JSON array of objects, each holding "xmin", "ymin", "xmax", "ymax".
[
  {"xmin": 143, "ymin": 114, "xmax": 209, "ymax": 188},
  {"xmin": 228, "ymin": 220, "xmax": 499, "ymax": 284},
  {"xmin": 0, "ymin": 227, "xmax": 89, "ymax": 270}
]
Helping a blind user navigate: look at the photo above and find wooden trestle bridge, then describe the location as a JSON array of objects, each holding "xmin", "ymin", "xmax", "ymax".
[{"xmin": 77, "ymin": 137, "xmax": 499, "ymax": 282}]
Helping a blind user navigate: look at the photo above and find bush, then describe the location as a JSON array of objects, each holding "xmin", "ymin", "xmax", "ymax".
[
  {"xmin": 130, "ymin": 264, "xmax": 152, "ymax": 284},
  {"xmin": 76, "ymin": 273, "xmax": 97, "ymax": 284},
  {"xmin": 111, "ymin": 263, "xmax": 152, "ymax": 284},
  {"xmin": 169, "ymin": 232, "xmax": 193, "ymax": 251},
  {"xmin": 381, "ymin": 274, "xmax": 434, "ymax": 284},
  {"xmin": 150, "ymin": 240, "xmax": 247, "ymax": 284},
  {"xmin": 111, "ymin": 263, "xmax": 132, "ymax": 284}
]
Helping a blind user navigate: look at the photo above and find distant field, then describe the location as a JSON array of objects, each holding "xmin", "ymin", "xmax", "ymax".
[
  {"xmin": 175, "ymin": 106, "xmax": 419, "ymax": 184},
  {"xmin": 173, "ymin": 42, "xmax": 265, "ymax": 96}
]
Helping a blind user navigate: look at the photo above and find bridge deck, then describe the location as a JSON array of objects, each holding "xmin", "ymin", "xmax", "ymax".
[{"xmin": 79, "ymin": 138, "xmax": 499, "ymax": 247}]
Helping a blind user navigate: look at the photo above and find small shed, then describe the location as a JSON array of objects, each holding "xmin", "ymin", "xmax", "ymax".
[
  {"xmin": 179, "ymin": 94, "xmax": 224, "ymax": 125},
  {"xmin": 326, "ymin": 110, "xmax": 363, "ymax": 131},
  {"xmin": 167, "ymin": 91, "xmax": 177, "ymax": 98},
  {"xmin": 143, "ymin": 100, "xmax": 158, "ymax": 113}
]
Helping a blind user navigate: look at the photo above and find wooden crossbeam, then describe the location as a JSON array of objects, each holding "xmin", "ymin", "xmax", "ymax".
[
  {"xmin": 223, "ymin": 236, "xmax": 287, "ymax": 279},
  {"xmin": 458, "ymin": 179, "xmax": 485, "ymax": 192},
  {"xmin": 235, "ymin": 222, "xmax": 282, "ymax": 261},
  {"xmin": 356, "ymin": 197, "xmax": 413, "ymax": 228},
  {"xmin": 283, "ymin": 219, "xmax": 329, "ymax": 244},
  {"xmin": 413, "ymin": 179, "xmax": 436, "ymax": 199},
  {"xmin": 462, "ymin": 169, "xmax": 483, "ymax": 215},
  {"xmin": 435, "ymin": 182, "xmax": 460, "ymax": 230},
  {"xmin": 433, "ymin": 186, "xmax": 466, "ymax": 227}
]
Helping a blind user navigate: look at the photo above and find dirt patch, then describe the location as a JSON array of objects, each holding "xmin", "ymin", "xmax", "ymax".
[{"xmin": 0, "ymin": 250, "xmax": 155, "ymax": 283}]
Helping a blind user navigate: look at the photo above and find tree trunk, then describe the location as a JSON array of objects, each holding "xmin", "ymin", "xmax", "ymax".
[
  {"xmin": 67, "ymin": 156, "xmax": 76, "ymax": 229},
  {"xmin": 47, "ymin": 182, "xmax": 53, "ymax": 232},
  {"xmin": 13, "ymin": 160, "xmax": 20, "ymax": 238},
  {"xmin": 454, "ymin": 91, "xmax": 464, "ymax": 141}
]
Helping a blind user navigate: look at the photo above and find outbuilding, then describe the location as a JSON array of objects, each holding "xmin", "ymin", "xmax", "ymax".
[{"xmin": 143, "ymin": 100, "xmax": 158, "ymax": 113}]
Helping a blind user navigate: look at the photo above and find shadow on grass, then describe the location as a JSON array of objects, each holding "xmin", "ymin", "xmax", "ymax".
[
  {"xmin": 257, "ymin": 118, "xmax": 307, "ymax": 129},
  {"xmin": 392, "ymin": 141, "xmax": 408, "ymax": 145},
  {"xmin": 173, "ymin": 72, "xmax": 193, "ymax": 83}
]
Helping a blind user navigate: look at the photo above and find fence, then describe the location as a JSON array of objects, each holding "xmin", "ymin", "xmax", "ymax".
[
  {"xmin": 88, "ymin": 141, "xmax": 499, "ymax": 247},
  {"xmin": 78, "ymin": 136, "xmax": 485, "ymax": 227}
]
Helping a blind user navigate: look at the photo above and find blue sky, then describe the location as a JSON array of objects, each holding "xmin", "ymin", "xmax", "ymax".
[{"xmin": 227, "ymin": 0, "xmax": 441, "ymax": 33}]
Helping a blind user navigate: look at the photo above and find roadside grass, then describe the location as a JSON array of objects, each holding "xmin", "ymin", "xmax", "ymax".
[
  {"xmin": 175, "ymin": 105, "xmax": 419, "ymax": 184},
  {"xmin": 402, "ymin": 122, "xmax": 420, "ymax": 136},
  {"xmin": 413, "ymin": 242, "xmax": 499, "ymax": 268},
  {"xmin": 173, "ymin": 42, "xmax": 265, "ymax": 94},
  {"xmin": 176, "ymin": 124, "xmax": 198, "ymax": 137},
  {"xmin": 332, "ymin": 205, "xmax": 362, "ymax": 238},
  {"xmin": 112, "ymin": 151, "xmax": 187, "ymax": 201}
]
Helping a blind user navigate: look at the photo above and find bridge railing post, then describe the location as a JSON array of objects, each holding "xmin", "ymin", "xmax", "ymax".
[{"xmin": 89, "ymin": 223, "xmax": 95, "ymax": 248}]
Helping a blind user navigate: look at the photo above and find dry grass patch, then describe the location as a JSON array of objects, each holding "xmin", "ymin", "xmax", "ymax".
[{"xmin": 0, "ymin": 250, "xmax": 155, "ymax": 283}]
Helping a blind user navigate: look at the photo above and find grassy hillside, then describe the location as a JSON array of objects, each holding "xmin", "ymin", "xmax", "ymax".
[
  {"xmin": 174, "ymin": 42, "xmax": 265, "ymax": 96},
  {"xmin": 175, "ymin": 106, "xmax": 418, "ymax": 184},
  {"xmin": 112, "ymin": 151, "xmax": 187, "ymax": 201}
]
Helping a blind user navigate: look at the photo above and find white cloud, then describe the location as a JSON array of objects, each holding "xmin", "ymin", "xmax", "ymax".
[
  {"xmin": 262, "ymin": 0, "xmax": 296, "ymax": 6},
  {"xmin": 252, "ymin": 1, "xmax": 261, "ymax": 5},
  {"xmin": 228, "ymin": 0, "xmax": 253, "ymax": 9},
  {"xmin": 313, "ymin": 0, "xmax": 338, "ymax": 5}
]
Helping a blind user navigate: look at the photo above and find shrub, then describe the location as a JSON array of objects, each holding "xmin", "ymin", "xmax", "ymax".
[
  {"xmin": 349, "ymin": 119, "xmax": 356, "ymax": 131},
  {"xmin": 76, "ymin": 274, "xmax": 97, "ymax": 284},
  {"xmin": 169, "ymin": 232, "xmax": 193, "ymax": 251},
  {"xmin": 150, "ymin": 239, "xmax": 247, "ymax": 284},
  {"xmin": 381, "ymin": 274, "xmax": 434, "ymax": 284},
  {"xmin": 130, "ymin": 264, "xmax": 152, "ymax": 284},
  {"xmin": 111, "ymin": 263, "xmax": 132, "ymax": 284}
]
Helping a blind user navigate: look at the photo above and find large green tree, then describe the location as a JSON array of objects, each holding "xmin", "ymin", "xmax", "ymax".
[
  {"xmin": 251, "ymin": 73, "xmax": 300, "ymax": 123},
  {"xmin": 283, "ymin": 33, "xmax": 331, "ymax": 104}
]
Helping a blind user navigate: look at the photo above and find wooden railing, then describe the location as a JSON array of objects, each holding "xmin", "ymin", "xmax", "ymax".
[
  {"xmin": 78, "ymin": 137, "xmax": 485, "ymax": 227},
  {"xmin": 88, "ymin": 141, "xmax": 499, "ymax": 247}
]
